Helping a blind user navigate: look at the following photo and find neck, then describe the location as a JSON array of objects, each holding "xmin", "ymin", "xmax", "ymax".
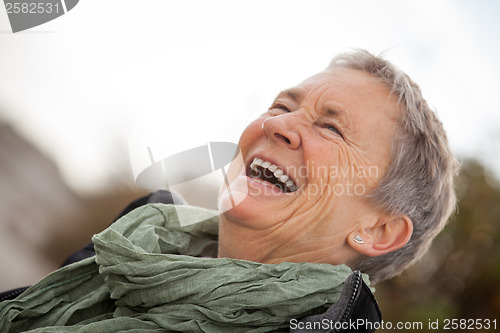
[{"xmin": 217, "ymin": 213, "xmax": 353, "ymax": 265}]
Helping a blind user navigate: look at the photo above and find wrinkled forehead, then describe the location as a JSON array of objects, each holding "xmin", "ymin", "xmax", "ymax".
[{"xmin": 297, "ymin": 68, "xmax": 391, "ymax": 96}]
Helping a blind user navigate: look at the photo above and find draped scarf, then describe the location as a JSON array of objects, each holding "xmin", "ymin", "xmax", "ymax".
[{"xmin": 0, "ymin": 204, "xmax": 356, "ymax": 332}]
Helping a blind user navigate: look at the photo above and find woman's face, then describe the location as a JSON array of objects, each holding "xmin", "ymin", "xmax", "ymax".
[{"xmin": 218, "ymin": 68, "xmax": 401, "ymax": 264}]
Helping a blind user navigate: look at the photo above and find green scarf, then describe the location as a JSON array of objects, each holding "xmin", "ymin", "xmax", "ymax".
[{"xmin": 0, "ymin": 204, "xmax": 356, "ymax": 332}]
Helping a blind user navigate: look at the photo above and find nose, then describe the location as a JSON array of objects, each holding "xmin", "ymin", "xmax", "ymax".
[{"xmin": 262, "ymin": 114, "xmax": 301, "ymax": 149}]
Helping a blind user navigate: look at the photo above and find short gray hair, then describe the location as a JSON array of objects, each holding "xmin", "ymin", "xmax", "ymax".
[{"xmin": 328, "ymin": 49, "xmax": 459, "ymax": 283}]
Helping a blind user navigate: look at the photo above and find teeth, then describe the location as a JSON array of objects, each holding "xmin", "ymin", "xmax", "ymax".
[{"xmin": 249, "ymin": 157, "xmax": 298, "ymax": 192}]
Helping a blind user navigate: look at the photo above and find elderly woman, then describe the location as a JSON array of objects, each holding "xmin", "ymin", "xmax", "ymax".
[{"xmin": 0, "ymin": 50, "xmax": 457, "ymax": 332}]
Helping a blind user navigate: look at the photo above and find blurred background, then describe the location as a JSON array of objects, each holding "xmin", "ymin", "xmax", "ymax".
[{"xmin": 1, "ymin": 0, "xmax": 499, "ymax": 331}]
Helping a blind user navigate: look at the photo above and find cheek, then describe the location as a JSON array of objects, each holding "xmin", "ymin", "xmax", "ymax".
[
  {"xmin": 237, "ymin": 117, "xmax": 265, "ymax": 155},
  {"xmin": 304, "ymin": 142, "xmax": 376, "ymax": 202},
  {"xmin": 334, "ymin": 146, "xmax": 380, "ymax": 194},
  {"xmin": 303, "ymin": 142, "xmax": 353, "ymax": 184}
]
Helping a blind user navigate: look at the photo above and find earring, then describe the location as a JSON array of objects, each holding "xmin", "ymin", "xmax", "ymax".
[{"xmin": 353, "ymin": 235, "xmax": 364, "ymax": 244}]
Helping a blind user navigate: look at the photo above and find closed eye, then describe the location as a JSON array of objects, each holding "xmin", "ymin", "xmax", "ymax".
[
  {"xmin": 325, "ymin": 124, "xmax": 344, "ymax": 139},
  {"xmin": 268, "ymin": 103, "xmax": 292, "ymax": 116},
  {"xmin": 272, "ymin": 104, "xmax": 291, "ymax": 112}
]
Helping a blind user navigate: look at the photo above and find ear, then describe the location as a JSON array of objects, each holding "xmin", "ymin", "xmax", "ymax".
[{"xmin": 348, "ymin": 214, "xmax": 413, "ymax": 257}]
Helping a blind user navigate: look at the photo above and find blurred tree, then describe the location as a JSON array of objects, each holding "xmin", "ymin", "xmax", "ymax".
[{"xmin": 376, "ymin": 159, "xmax": 500, "ymax": 332}]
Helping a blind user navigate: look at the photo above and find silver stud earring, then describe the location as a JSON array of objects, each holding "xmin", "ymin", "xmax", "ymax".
[{"xmin": 353, "ymin": 235, "xmax": 364, "ymax": 244}]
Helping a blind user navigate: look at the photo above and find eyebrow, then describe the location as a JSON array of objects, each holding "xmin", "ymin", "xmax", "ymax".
[{"xmin": 274, "ymin": 87, "xmax": 306, "ymax": 103}]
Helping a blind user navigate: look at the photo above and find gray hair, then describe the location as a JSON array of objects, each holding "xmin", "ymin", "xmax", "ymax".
[{"xmin": 328, "ymin": 49, "xmax": 459, "ymax": 283}]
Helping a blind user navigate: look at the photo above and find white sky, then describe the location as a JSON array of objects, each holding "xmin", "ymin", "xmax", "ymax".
[{"xmin": 0, "ymin": 0, "xmax": 499, "ymax": 193}]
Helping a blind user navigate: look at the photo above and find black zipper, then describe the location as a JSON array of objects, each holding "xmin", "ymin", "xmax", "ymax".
[{"xmin": 334, "ymin": 270, "xmax": 362, "ymax": 333}]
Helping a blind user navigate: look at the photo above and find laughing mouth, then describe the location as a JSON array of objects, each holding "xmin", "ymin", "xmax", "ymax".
[{"xmin": 248, "ymin": 157, "xmax": 298, "ymax": 193}]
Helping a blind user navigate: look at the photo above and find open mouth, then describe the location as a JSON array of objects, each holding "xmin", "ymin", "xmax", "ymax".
[{"xmin": 248, "ymin": 157, "xmax": 298, "ymax": 193}]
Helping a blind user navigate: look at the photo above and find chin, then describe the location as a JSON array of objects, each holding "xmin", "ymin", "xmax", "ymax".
[
  {"xmin": 218, "ymin": 191, "xmax": 257, "ymax": 227},
  {"xmin": 218, "ymin": 190, "xmax": 282, "ymax": 230}
]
